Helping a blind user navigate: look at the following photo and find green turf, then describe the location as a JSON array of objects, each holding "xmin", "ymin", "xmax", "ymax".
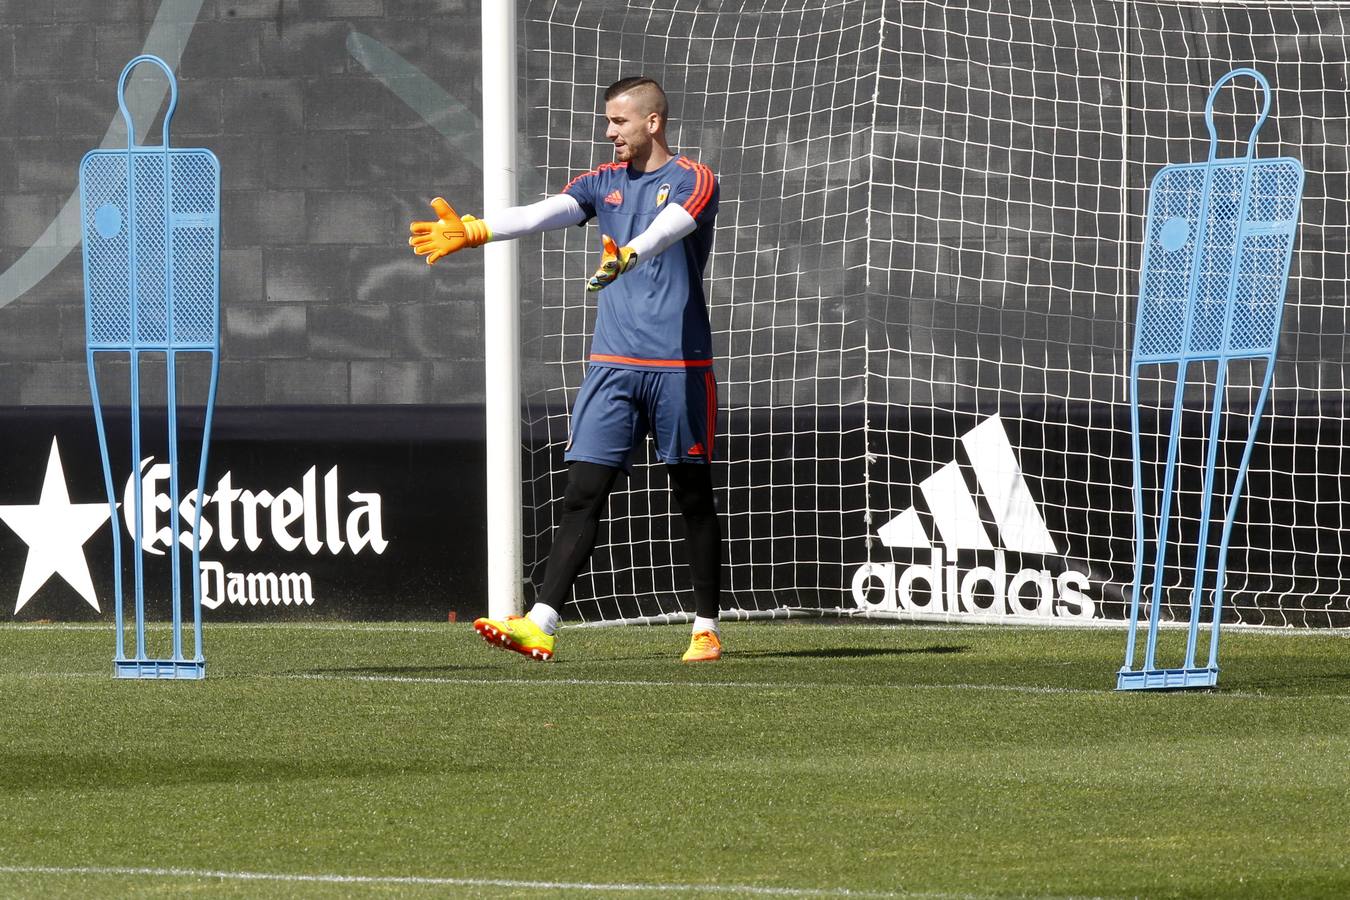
[{"xmin": 0, "ymin": 621, "xmax": 1346, "ymax": 898}]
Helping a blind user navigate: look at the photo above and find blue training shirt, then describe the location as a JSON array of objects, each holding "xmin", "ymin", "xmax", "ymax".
[{"xmin": 562, "ymin": 154, "xmax": 719, "ymax": 371}]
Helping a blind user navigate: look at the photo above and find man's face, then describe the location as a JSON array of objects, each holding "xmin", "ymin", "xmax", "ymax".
[{"xmin": 604, "ymin": 92, "xmax": 656, "ymax": 162}]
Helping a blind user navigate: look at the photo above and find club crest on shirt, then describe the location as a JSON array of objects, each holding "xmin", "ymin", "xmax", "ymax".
[
  {"xmin": 603, "ymin": 188, "xmax": 623, "ymax": 208},
  {"xmin": 656, "ymin": 183, "xmax": 671, "ymax": 207}
]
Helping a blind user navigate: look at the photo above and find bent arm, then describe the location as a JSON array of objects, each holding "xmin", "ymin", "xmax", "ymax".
[
  {"xmin": 484, "ymin": 194, "xmax": 587, "ymax": 241},
  {"xmin": 584, "ymin": 204, "xmax": 700, "ymax": 291},
  {"xmin": 625, "ymin": 203, "xmax": 699, "ymax": 265}
]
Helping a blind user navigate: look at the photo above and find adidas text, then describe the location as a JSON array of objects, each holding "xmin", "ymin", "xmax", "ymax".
[{"xmin": 850, "ymin": 548, "xmax": 1094, "ymax": 619}]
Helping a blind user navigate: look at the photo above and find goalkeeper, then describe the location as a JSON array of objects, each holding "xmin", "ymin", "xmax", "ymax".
[{"xmin": 409, "ymin": 77, "xmax": 722, "ymax": 663}]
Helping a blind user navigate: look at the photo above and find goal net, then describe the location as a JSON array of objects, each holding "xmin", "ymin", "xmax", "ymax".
[{"xmin": 516, "ymin": 0, "xmax": 1350, "ymax": 628}]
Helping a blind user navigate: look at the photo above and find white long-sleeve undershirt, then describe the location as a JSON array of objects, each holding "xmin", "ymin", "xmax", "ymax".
[
  {"xmin": 483, "ymin": 194, "xmax": 699, "ymax": 269},
  {"xmin": 483, "ymin": 194, "xmax": 587, "ymax": 240},
  {"xmin": 625, "ymin": 202, "xmax": 699, "ymax": 264}
]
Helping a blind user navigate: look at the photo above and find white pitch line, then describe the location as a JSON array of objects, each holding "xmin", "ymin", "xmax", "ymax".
[
  {"xmin": 0, "ymin": 670, "xmax": 1348, "ymax": 701},
  {"xmin": 2, "ymin": 670, "xmax": 1349, "ymax": 701},
  {"xmin": 279, "ymin": 672, "xmax": 1090, "ymax": 694},
  {"xmin": 0, "ymin": 864, "xmax": 972, "ymax": 898},
  {"xmin": 277, "ymin": 672, "xmax": 1350, "ymax": 700},
  {"xmin": 0, "ymin": 669, "xmax": 1088, "ymax": 695},
  {"xmin": 277, "ymin": 673, "xmax": 1350, "ymax": 701}
]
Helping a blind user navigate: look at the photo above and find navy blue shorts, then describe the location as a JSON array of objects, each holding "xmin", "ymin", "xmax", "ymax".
[{"xmin": 565, "ymin": 365, "xmax": 717, "ymax": 469}]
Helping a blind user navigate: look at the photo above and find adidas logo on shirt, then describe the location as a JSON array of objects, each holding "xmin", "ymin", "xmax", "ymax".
[
  {"xmin": 603, "ymin": 188, "xmax": 623, "ymax": 208},
  {"xmin": 852, "ymin": 415, "xmax": 1094, "ymax": 620}
]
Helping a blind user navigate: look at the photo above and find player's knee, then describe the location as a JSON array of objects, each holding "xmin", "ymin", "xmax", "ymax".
[
  {"xmin": 677, "ymin": 490, "xmax": 716, "ymax": 519},
  {"xmin": 562, "ymin": 462, "xmax": 619, "ymax": 516},
  {"xmin": 668, "ymin": 464, "xmax": 716, "ymax": 518}
]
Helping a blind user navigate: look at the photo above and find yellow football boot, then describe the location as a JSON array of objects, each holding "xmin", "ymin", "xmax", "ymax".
[
  {"xmin": 473, "ymin": 615, "xmax": 555, "ymax": 661},
  {"xmin": 681, "ymin": 630, "xmax": 722, "ymax": 663}
]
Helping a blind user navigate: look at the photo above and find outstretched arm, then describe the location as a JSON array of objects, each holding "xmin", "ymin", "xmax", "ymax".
[
  {"xmin": 409, "ymin": 194, "xmax": 587, "ymax": 265},
  {"xmin": 586, "ymin": 203, "xmax": 699, "ymax": 291},
  {"xmin": 485, "ymin": 194, "xmax": 587, "ymax": 240}
]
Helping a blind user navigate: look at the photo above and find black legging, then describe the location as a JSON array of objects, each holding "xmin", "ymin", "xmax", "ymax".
[{"xmin": 536, "ymin": 461, "xmax": 722, "ymax": 620}]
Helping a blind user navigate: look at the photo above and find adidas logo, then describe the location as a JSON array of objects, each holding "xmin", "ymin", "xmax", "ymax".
[
  {"xmin": 878, "ymin": 414, "xmax": 1058, "ymax": 554},
  {"xmin": 603, "ymin": 188, "xmax": 623, "ymax": 207},
  {"xmin": 852, "ymin": 414, "xmax": 1094, "ymax": 620}
]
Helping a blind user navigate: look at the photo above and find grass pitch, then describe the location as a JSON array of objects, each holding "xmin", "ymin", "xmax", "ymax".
[{"xmin": 0, "ymin": 621, "xmax": 1346, "ymax": 898}]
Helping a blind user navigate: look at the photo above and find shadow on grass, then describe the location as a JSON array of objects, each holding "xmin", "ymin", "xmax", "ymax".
[
  {"xmin": 297, "ymin": 646, "xmax": 970, "ymax": 673},
  {"xmin": 733, "ymin": 644, "xmax": 969, "ymax": 660},
  {"xmin": 297, "ymin": 663, "xmax": 514, "ymax": 676},
  {"xmin": 300, "ymin": 653, "xmax": 678, "ymax": 673},
  {"xmin": 296, "ymin": 644, "xmax": 971, "ymax": 674}
]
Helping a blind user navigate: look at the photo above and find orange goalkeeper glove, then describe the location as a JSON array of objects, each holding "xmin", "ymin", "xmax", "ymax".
[
  {"xmin": 408, "ymin": 197, "xmax": 492, "ymax": 265},
  {"xmin": 586, "ymin": 234, "xmax": 638, "ymax": 292}
]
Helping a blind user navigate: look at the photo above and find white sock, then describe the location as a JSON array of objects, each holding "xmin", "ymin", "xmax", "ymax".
[
  {"xmin": 692, "ymin": 615, "xmax": 719, "ymax": 636},
  {"xmin": 527, "ymin": 603, "xmax": 561, "ymax": 636}
]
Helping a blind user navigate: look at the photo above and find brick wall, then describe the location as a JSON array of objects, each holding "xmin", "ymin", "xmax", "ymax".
[{"xmin": 0, "ymin": 0, "xmax": 487, "ymax": 405}]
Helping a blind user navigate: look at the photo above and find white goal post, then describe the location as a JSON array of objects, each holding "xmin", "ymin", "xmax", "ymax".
[
  {"xmin": 484, "ymin": 0, "xmax": 1350, "ymax": 630},
  {"xmin": 483, "ymin": 0, "xmax": 524, "ymax": 620}
]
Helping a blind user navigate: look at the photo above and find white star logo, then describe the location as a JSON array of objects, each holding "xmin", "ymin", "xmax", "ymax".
[{"xmin": 0, "ymin": 438, "xmax": 113, "ymax": 614}]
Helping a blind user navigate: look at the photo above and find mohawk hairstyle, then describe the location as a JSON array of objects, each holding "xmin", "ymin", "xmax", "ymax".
[{"xmin": 604, "ymin": 77, "xmax": 669, "ymax": 121}]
